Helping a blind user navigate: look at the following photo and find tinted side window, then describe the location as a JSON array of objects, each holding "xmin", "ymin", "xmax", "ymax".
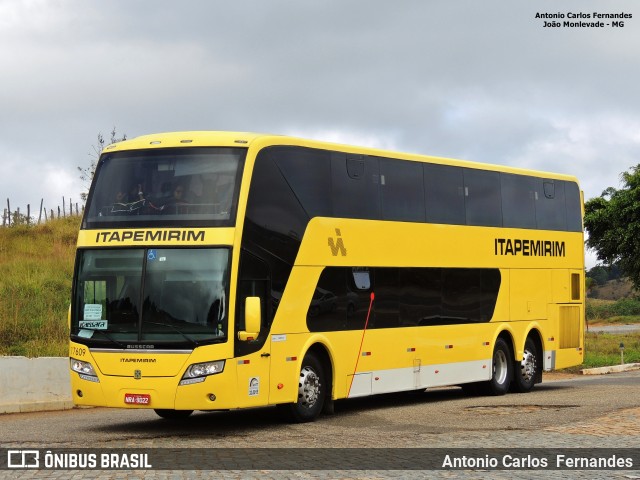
[
  {"xmin": 372, "ymin": 268, "xmax": 399, "ymax": 328},
  {"xmin": 271, "ymin": 147, "xmax": 332, "ymax": 218},
  {"xmin": 306, "ymin": 268, "xmax": 347, "ymax": 332},
  {"xmin": 398, "ymin": 268, "xmax": 441, "ymax": 326},
  {"xmin": 501, "ymin": 173, "xmax": 537, "ymax": 229},
  {"xmin": 564, "ymin": 181, "xmax": 583, "ymax": 232},
  {"xmin": 464, "ymin": 169, "xmax": 502, "ymax": 227},
  {"xmin": 424, "ymin": 164, "xmax": 465, "ymax": 225},
  {"xmin": 307, "ymin": 267, "xmax": 501, "ymax": 332},
  {"xmin": 245, "ymin": 152, "xmax": 309, "ymax": 260},
  {"xmin": 347, "ymin": 268, "xmax": 373, "ymax": 329},
  {"xmin": 442, "ymin": 269, "xmax": 500, "ymax": 323},
  {"xmin": 242, "ymin": 151, "xmax": 310, "ymax": 335},
  {"xmin": 332, "ymin": 154, "xmax": 380, "ymax": 219},
  {"xmin": 536, "ymin": 179, "xmax": 567, "ymax": 230},
  {"xmin": 379, "ymin": 158, "xmax": 425, "ymax": 222},
  {"xmin": 306, "ymin": 267, "xmax": 372, "ymax": 332}
]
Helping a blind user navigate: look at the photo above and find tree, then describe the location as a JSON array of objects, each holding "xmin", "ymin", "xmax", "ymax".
[
  {"xmin": 586, "ymin": 266, "xmax": 610, "ymax": 286},
  {"xmin": 78, "ymin": 127, "xmax": 127, "ymax": 202},
  {"xmin": 584, "ymin": 164, "xmax": 640, "ymax": 289},
  {"xmin": 585, "ymin": 276, "xmax": 595, "ymax": 292}
]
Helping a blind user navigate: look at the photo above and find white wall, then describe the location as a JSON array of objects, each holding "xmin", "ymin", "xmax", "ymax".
[{"xmin": 0, "ymin": 357, "xmax": 73, "ymax": 414}]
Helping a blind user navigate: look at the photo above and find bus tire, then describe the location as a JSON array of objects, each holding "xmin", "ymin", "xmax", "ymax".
[
  {"xmin": 281, "ymin": 351, "xmax": 326, "ymax": 423},
  {"xmin": 512, "ymin": 337, "xmax": 539, "ymax": 393},
  {"xmin": 154, "ymin": 409, "xmax": 193, "ymax": 420},
  {"xmin": 486, "ymin": 338, "xmax": 512, "ymax": 396}
]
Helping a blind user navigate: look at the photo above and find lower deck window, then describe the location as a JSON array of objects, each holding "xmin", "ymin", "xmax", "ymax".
[{"xmin": 307, "ymin": 267, "xmax": 501, "ymax": 332}]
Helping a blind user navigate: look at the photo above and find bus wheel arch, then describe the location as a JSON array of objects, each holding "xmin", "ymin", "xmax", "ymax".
[{"xmin": 279, "ymin": 343, "xmax": 333, "ymax": 422}]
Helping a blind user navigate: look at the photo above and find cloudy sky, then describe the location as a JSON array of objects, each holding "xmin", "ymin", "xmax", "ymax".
[{"xmin": 2, "ymin": 0, "xmax": 639, "ymax": 265}]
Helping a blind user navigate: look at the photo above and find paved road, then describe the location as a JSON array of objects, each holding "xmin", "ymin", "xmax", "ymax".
[
  {"xmin": 1, "ymin": 371, "xmax": 639, "ymax": 479},
  {"xmin": 587, "ymin": 324, "xmax": 640, "ymax": 333}
]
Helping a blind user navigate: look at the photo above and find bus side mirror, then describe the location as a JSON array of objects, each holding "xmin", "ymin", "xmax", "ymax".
[{"xmin": 238, "ymin": 297, "xmax": 261, "ymax": 341}]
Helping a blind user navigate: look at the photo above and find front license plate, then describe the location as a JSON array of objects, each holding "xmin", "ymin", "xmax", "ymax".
[{"xmin": 124, "ymin": 393, "xmax": 150, "ymax": 405}]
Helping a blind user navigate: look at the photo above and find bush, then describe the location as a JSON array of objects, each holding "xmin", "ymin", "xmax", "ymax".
[{"xmin": 586, "ymin": 297, "xmax": 640, "ymax": 321}]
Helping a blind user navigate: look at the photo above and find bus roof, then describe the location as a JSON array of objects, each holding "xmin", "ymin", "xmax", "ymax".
[{"xmin": 103, "ymin": 131, "xmax": 579, "ymax": 183}]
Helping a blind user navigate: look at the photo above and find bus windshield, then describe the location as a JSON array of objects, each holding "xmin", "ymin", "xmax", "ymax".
[
  {"xmin": 83, "ymin": 147, "xmax": 246, "ymax": 228},
  {"xmin": 72, "ymin": 248, "xmax": 230, "ymax": 348}
]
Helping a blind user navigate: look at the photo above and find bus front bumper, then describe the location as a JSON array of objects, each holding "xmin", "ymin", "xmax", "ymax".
[{"xmin": 70, "ymin": 369, "xmax": 239, "ymax": 411}]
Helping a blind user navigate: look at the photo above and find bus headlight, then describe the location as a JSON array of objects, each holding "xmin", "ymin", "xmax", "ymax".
[
  {"xmin": 180, "ymin": 360, "xmax": 225, "ymax": 386},
  {"xmin": 70, "ymin": 358, "xmax": 100, "ymax": 383}
]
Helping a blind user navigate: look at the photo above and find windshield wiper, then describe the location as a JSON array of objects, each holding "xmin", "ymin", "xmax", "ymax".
[
  {"xmin": 143, "ymin": 321, "xmax": 201, "ymax": 348},
  {"xmin": 76, "ymin": 328, "xmax": 127, "ymax": 349}
]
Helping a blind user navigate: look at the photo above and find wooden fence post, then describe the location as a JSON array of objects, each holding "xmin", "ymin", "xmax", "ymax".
[
  {"xmin": 38, "ymin": 199, "xmax": 43, "ymax": 224},
  {"xmin": 6, "ymin": 199, "xmax": 10, "ymax": 227}
]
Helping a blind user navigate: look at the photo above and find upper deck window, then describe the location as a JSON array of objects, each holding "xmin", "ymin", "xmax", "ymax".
[{"xmin": 83, "ymin": 147, "xmax": 246, "ymax": 229}]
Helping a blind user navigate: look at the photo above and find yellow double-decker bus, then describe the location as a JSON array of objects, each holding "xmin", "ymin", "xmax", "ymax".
[{"xmin": 70, "ymin": 131, "xmax": 584, "ymax": 422}]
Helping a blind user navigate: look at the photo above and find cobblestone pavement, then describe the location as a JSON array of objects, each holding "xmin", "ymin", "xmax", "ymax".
[{"xmin": 2, "ymin": 371, "xmax": 640, "ymax": 479}]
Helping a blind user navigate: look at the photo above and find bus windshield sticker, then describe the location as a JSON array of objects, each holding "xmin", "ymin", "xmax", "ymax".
[
  {"xmin": 79, "ymin": 320, "xmax": 108, "ymax": 330},
  {"xmin": 78, "ymin": 329, "xmax": 94, "ymax": 339},
  {"xmin": 83, "ymin": 304, "xmax": 103, "ymax": 321},
  {"xmin": 147, "ymin": 249, "xmax": 157, "ymax": 261}
]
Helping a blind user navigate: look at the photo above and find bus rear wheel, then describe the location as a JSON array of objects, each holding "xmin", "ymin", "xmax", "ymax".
[
  {"xmin": 154, "ymin": 409, "xmax": 193, "ymax": 420},
  {"xmin": 486, "ymin": 338, "xmax": 512, "ymax": 396},
  {"xmin": 512, "ymin": 337, "xmax": 539, "ymax": 393},
  {"xmin": 280, "ymin": 351, "xmax": 326, "ymax": 423}
]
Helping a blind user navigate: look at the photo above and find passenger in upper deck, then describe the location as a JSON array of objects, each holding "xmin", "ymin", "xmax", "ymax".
[
  {"xmin": 110, "ymin": 183, "xmax": 145, "ymax": 214},
  {"xmin": 171, "ymin": 184, "xmax": 188, "ymax": 204},
  {"xmin": 161, "ymin": 182, "xmax": 191, "ymax": 214}
]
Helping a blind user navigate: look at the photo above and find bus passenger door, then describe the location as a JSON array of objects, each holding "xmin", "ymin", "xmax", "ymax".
[{"xmin": 235, "ymin": 252, "xmax": 272, "ymax": 408}]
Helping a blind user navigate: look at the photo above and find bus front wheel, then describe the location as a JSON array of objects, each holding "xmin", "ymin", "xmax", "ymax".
[
  {"xmin": 280, "ymin": 351, "xmax": 326, "ymax": 423},
  {"xmin": 486, "ymin": 338, "xmax": 512, "ymax": 396},
  {"xmin": 154, "ymin": 409, "xmax": 193, "ymax": 420}
]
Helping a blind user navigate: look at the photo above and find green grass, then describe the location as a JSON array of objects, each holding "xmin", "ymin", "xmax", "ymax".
[
  {"xmin": 584, "ymin": 331, "xmax": 640, "ymax": 367},
  {"xmin": 0, "ymin": 217, "xmax": 79, "ymax": 357},
  {"xmin": 560, "ymin": 331, "xmax": 640, "ymax": 372}
]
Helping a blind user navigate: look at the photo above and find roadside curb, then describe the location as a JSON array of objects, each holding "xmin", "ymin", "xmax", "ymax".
[{"xmin": 580, "ymin": 363, "xmax": 640, "ymax": 375}]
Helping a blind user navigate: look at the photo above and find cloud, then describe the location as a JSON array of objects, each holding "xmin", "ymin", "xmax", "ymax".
[{"xmin": 0, "ymin": 0, "xmax": 639, "ymax": 269}]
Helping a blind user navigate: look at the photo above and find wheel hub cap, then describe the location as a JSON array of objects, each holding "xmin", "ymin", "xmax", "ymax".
[
  {"xmin": 520, "ymin": 350, "xmax": 536, "ymax": 382},
  {"xmin": 494, "ymin": 350, "xmax": 508, "ymax": 384},
  {"xmin": 298, "ymin": 366, "xmax": 320, "ymax": 408}
]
